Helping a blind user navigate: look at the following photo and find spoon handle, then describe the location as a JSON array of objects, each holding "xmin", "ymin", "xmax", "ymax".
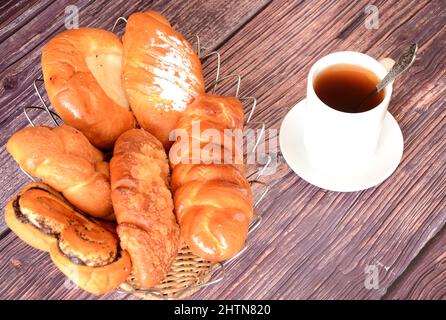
[{"xmin": 376, "ymin": 43, "xmax": 418, "ymax": 92}]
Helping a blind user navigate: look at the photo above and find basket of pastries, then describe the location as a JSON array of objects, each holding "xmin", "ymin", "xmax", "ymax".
[{"xmin": 4, "ymin": 10, "xmax": 266, "ymax": 299}]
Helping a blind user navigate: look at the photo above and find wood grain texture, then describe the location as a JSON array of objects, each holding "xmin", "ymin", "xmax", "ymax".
[
  {"xmin": 0, "ymin": 0, "xmax": 445, "ymax": 300},
  {"xmin": 189, "ymin": 0, "xmax": 445, "ymax": 299},
  {"xmin": 384, "ymin": 225, "xmax": 446, "ymax": 300},
  {"xmin": 0, "ymin": 0, "xmax": 49, "ymax": 43}
]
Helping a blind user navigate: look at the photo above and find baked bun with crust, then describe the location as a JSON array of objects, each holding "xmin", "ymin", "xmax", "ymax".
[
  {"xmin": 122, "ymin": 11, "xmax": 205, "ymax": 149},
  {"xmin": 110, "ymin": 129, "xmax": 180, "ymax": 289},
  {"xmin": 169, "ymin": 94, "xmax": 245, "ymax": 172},
  {"xmin": 6, "ymin": 125, "xmax": 113, "ymax": 219},
  {"xmin": 170, "ymin": 94, "xmax": 253, "ymax": 261},
  {"xmin": 4, "ymin": 183, "xmax": 131, "ymax": 295},
  {"xmin": 42, "ymin": 28, "xmax": 134, "ymax": 149}
]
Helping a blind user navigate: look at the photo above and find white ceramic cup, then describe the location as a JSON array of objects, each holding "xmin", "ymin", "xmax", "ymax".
[{"xmin": 303, "ymin": 51, "xmax": 393, "ymax": 173}]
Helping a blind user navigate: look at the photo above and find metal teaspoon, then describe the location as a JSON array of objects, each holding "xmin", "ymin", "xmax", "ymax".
[{"xmin": 359, "ymin": 43, "xmax": 418, "ymax": 108}]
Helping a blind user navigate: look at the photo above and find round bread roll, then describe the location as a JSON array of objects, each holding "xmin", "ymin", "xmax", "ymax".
[
  {"xmin": 42, "ymin": 28, "xmax": 134, "ymax": 149},
  {"xmin": 122, "ymin": 11, "xmax": 205, "ymax": 149}
]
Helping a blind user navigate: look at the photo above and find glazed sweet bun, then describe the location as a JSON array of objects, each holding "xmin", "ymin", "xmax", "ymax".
[
  {"xmin": 122, "ymin": 11, "xmax": 205, "ymax": 149},
  {"xmin": 6, "ymin": 125, "xmax": 113, "ymax": 219},
  {"xmin": 169, "ymin": 139, "xmax": 245, "ymax": 174},
  {"xmin": 169, "ymin": 94, "xmax": 253, "ymax": 261},
  {"xmin": 42, "ymin": 28, "xmax": 134, "ymax": 149},
  {"xmin": 174, "ymin": 180, "xmax": 253, "ymax": 261},
  {"xmin": 4, "ymin": 183, "xmax": 131, "ymax": 295},
  {"xmin": 171, "ymin": 163, "xmax": 251, "ymax": 195},
  {"xmin": 180, "ymin": 94, "xmax": 245, "ymax": 130},
  {"xmin": 169, "ymin": 94, "xmax": 245, "ymax": 171}
]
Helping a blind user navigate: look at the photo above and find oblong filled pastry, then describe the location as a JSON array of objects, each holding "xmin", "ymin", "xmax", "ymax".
[
  {"xmin": 42, "ymin": 28, "xmax": 134, "ymax": 149},
  {"xmin": 110, "ymin": 129, "xmax": 180, "ymax": 289},
  {"xmin": 4, "ymin": 183, "xmax": 131, "ymax": 295},
  {"xmin": 6, "ymin": 125, "xmax": 113, "ymax": 219},
  {"xmin": 122, "ymin": 11, "xmax": 205, "ymax": 149}
]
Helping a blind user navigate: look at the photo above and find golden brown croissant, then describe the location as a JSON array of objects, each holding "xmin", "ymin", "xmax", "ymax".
[
  {"xmin": 6, "ymin": 125, "xmax": 113, "ymax": 219},
  {"xmin": 170, "ymin": 94, "xmax": 253, "ymax": 262},
  {"xmin": 4, "ymin": 183, "xmax": 131, "ymax": 295},
  {"xmin": 110, "ymin": 129, "xmax": 180, "ymax": 289},
  {"xmin": 122, "ymin": 11, "xmax": 205, "ymax": 149},
  {"xmin": 42, "ymin": 28, "xmax": 134, "ymax": 149}
]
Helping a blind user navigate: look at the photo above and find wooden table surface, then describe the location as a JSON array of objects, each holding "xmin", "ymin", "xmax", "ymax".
[{"xmin": 0, "ymin": 0, "xmax": 445, "ymax": 300}]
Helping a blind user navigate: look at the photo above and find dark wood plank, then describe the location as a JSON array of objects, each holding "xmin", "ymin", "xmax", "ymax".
[
  {"xmin": 0, "ymin": 0, "xmax": 271, "ymax": 233},
  {"xmin": 188, "ymin": 0, "xmax": 445, "ymax": 299},
  {"xmin": 384, "ymin": 225, "xmax": 446, "ymax": 300},
  {"xmin": 0, "ymin": 0, "xmax": 51, "ymax": 43}
]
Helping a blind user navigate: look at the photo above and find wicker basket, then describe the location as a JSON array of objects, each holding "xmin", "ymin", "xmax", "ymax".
[
  {"xmin": 119, "ymin": 241, "xmax": 222, "ymax": 299},
  {"xmin": 19, "ymin": 19, "xmax": 268, "ymax": 300},
  {"xmin": 118, "ymin": 202, "xmax": 264, "ymax": 299}
]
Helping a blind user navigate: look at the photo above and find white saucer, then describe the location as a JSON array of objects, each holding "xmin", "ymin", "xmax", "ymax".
[{"xmin": 279, "ymin": 99, "xmax": 404, "ymax": 192}]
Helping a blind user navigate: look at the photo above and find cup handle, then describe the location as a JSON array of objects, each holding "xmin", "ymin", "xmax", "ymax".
[{"xmin": 379, "ymin": 58, "xmax": 395, "ymax": 72}]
